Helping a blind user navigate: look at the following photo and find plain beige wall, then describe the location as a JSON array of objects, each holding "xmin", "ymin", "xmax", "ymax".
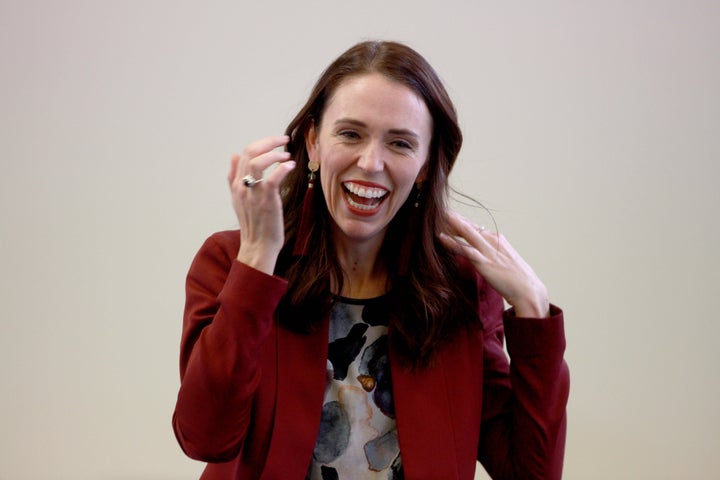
[{"xmin": 1, "ymin": 0, "xmax": 718, "ymax": 479}]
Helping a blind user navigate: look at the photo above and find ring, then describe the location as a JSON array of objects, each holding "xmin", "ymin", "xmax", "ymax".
[
  {"xmin": 477, "ymin": 225, "xmax": 487, "ymax": 233},
  {"xmin": 242, "ymin": 174, "xmax": 262, "ymax": 188}
]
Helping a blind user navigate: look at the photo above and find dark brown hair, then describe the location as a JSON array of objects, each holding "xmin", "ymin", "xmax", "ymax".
[{"xmin": 275, "ymin": 40, "xmax": 479, "ymax": 367}]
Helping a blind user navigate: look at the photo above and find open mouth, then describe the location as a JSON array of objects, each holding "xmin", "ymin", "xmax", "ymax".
[{"xmin": 342, "ymin": 181, "xmax": 389, "ymax": 213}]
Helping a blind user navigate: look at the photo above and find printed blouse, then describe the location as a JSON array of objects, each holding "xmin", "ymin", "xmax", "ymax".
[{"xmin": 306, "ymin": 296, "xmax": 403, "ymax": 480}]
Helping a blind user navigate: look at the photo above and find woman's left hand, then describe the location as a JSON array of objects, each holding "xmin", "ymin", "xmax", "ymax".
[{"xmin": 439, "ymin": 210, "xmax": 550, "ymax": 318}]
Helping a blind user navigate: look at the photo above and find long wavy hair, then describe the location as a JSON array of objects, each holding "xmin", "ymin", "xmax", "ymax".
[{"xmin": 275, "ymin": 40, "xmax": 479, "ymax": 367}]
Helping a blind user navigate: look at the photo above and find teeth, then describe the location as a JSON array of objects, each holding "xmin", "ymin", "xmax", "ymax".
[
  {"xmin": 344, "ymin": 182, "xmax": 388, "ymax": 199},
  {"xmin": 347, "ymin": 196, "xmax": 377, "ymax": 211}
]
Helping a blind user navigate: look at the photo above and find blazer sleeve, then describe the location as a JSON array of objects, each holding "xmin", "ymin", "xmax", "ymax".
[
  {"xmin": 476, "ymin": 279, "xmax": 570, "ymax": 480},
  {"xmin": 172, "ymin": 231, "xmax": 288, "ymax": 462}
]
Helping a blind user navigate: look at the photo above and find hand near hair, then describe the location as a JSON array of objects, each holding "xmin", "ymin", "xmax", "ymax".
[
  {"xmin": 228, "ymin": 135, "xmax": 296, "ymax": 275},
  {"xmin": 439, "ymin": 211, "xmax": 550, "ymax": 318}
]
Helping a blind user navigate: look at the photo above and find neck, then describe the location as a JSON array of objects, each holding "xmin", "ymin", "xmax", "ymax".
[{"xmin": 332, "ymin": 233, "xmax": 388, "ymax": 299}]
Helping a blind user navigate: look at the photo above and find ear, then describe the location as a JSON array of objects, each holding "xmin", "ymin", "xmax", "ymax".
[
  {"xmin": 305, "ymin": 123, "xmax": 319, "ymax": 164},
  {"xmin": 415, "ymin": 162, "xmax": 429, "ymax": 183}
]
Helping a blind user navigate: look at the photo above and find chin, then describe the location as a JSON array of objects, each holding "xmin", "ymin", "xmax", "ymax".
[{"xmin": 334, "ymin": 219, "xmax": 389, "ymax": 243}]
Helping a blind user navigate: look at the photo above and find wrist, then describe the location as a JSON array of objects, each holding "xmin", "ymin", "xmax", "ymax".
[
  {"xmin": 512, "ymin": 301, "xmax": 551, "ymax": 318},
  {"xmin": 511, "ymin": 285, "xmax": 550, "ymax": 318},
  {"xmin": 237, "ymin": 244, "xmax": 279, "ymax": 276}
]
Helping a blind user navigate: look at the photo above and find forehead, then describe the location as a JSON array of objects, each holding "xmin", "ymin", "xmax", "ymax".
[{"xmin": 321, "ymin": 73, "xmax": 432, "ymax": 135}]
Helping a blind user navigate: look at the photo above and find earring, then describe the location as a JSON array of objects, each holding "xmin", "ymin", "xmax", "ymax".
[
  {"xmin": 292, "ymin": 159, "xmax": 319, "ymax": 256},
  {"xmin": 398, "ymin": 181, "xmax": 423, "ymax": 276}
]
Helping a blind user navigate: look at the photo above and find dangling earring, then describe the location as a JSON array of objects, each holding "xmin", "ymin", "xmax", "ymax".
[
  {"xmin": 413, "ymin": 182, "xmax": 422, "ymax": 208},
  {"xmin": 398, "ymin": 181, "xmax": 423, "ymax": 276},
  {"xmin": 293, "ymin": 159, "xmax": 319, "ymax": 256}
]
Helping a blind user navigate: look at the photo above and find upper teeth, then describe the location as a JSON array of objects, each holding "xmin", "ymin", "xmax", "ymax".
[{"xmin": 344, "ymin": 182, "xmax": 388, "ymax": 199}]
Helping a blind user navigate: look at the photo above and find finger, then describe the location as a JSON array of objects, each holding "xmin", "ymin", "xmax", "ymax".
[
  {"xmin": 241, "ymin": 135, "xmax": 290, "ymax": 168},
  {"xmin": 438, "ymin": 231, "xmax": 462, "ymax": 254},
  {"xmin": 438, "ymin": 232, "xmax": 488, "ymax": 265},
  {"xmin": 228, "ymin": 154, "xmax": 240, "ymax": 185},
  {"xmin": 263, "ymin": 159, "xmax": 297, "ymax": 187},
  {"xmin": 230, "ymin": 135, "xmax": 290, "ymax": 181},
  {"xmin": 445, "ymin": 210, "xmax": 479, "ymax": 235},
  {"xmin": 243, "ymin": 149, "xmax": 292, "ymax": 181},
  {"xmin": 445, "ymin": 210, "xmax": 503, "ymax": 258},
  {"xmin": 445, "ymin": 211, "xmax": 486, "ymax": 245}
]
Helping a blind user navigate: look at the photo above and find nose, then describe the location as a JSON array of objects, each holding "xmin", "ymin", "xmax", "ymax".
[{"xmin": 357, "ymin": 141, "xmax": 384, "ymax": 173}]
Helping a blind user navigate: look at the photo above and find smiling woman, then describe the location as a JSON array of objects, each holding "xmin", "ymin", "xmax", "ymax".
[{"xmin": 172, "ymin": 40, "xmax": 569, "ymax": 480}]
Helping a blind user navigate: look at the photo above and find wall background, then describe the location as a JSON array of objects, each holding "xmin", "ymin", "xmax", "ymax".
[{"xmin": 1, "ymin": 0, "xmax": 718, "ymax": 479}]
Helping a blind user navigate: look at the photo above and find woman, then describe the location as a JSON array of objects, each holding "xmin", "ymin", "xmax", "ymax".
[{"xmin": 173, "ymin": 41, "xmax": 569, "ymax": 480}]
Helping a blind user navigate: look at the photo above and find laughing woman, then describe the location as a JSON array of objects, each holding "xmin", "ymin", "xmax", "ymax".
[{"xmin": 173, "ymin": 40, "xmax": 569, "ymax": 480}]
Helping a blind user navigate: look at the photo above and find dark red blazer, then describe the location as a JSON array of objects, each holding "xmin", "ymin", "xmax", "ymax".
[{"xmin": 173, "ymin": 230, "xmax": 569, "ymax": 479}]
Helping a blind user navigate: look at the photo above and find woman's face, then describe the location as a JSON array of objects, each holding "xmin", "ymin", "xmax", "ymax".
[{"xmin": 307, "ymin": 73, "xmax": 433, "ymax": 249}]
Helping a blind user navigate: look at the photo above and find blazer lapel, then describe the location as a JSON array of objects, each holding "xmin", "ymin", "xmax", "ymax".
[
  {"xmin": 261, "ymin": 318, "xmax": 330, "ymax": 479},
  {"xmin": 391, "ymin": 348, "xmax": 460, "ymax": 479}
]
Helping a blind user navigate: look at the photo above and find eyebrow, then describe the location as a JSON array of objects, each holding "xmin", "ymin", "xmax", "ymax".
[{"xmin": 333, "ymin": 118, "xmax": 420, "ymax": 139}]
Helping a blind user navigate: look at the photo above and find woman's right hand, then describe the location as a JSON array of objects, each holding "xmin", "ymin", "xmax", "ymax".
[{"xmin": 228, "ymin": 135, "xmax": 296, "ymax": 275}]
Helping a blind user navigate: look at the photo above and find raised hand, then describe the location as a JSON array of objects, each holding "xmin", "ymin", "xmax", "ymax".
[
  {"xmin": 228, "ymin": 135, "xmax": 296, "ymax": 274},
  {"xmin": 439, "ymin": 210, "xmax": 550, "ymax": 318}
]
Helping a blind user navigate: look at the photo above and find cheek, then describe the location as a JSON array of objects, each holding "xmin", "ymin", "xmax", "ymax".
[
  {"xmin": 397, "ymin": 161, "xmax": 426, "ymax": 190},
  {"xmin": 319, "ymin": 167, "xmax": 339, "ymax": 208},
  {"xmin": 394, "ymin": 181, "xmax": 416, "ymax": 207},
  {"xmin": 317, "ymin": 146, "xmax": 349, "ymax": 188}
]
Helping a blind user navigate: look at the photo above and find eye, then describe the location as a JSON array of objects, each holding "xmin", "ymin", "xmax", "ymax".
[
  {"xmin": 391, "ymin": 139, "xmax": 413, "ymax": 150},
  {"xmin": 338, "ymin": 130, "xmax": 360, "ymax": 140}
]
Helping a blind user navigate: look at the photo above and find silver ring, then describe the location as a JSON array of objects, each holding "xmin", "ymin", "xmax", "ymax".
[
  {"xmin": 242, "ymin": 174, "xmax": 262, "ymax": 188},
  {"xmin": 477, "ymin": 225, "xmax": 487, "ymax": 233}
]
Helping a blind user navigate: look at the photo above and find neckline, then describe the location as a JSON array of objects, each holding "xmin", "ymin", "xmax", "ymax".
[{"xmin": 332, "ymin": 293, "xmax": 388, "ymax": 306}]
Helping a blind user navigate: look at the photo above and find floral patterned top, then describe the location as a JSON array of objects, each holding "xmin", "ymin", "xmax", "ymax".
[{"xmin": 306, "ymin": 296, "xmax": 403, "ymax": 480}]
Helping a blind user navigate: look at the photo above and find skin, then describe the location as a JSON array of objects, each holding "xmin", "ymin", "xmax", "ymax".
[
  {"xmin": 439, "ymin": 212, "xmax": 550, "ymax": 318},
  {"xmin": 305, "ymin": 74, "xmax": 432, "ymax": 298},
  {"xmin": 228, "ymin": 74, "xmax": 550, "ymax": 317}
]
